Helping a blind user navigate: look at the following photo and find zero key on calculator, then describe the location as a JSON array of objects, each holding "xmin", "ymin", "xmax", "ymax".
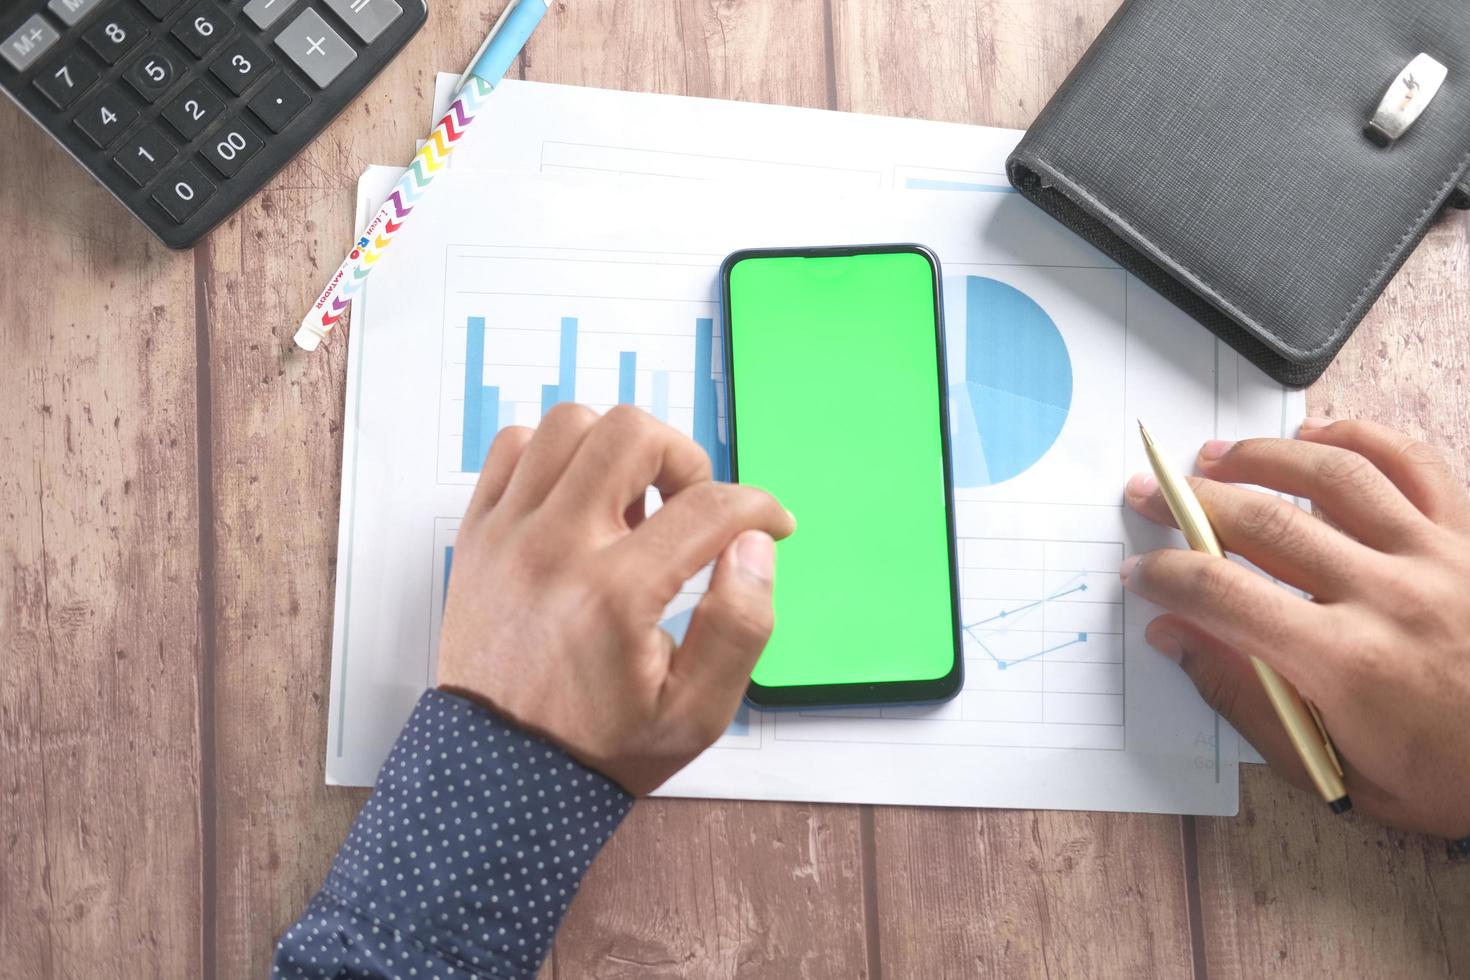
[{"xmin": 0, "ymin": 0, "xmax": 427, "ymax": 248}]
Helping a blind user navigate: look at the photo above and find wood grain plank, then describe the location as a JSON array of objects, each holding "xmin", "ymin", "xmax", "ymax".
[
  {"xmin": 1198, "ymin": 207, "xmax": 1470, "ymax": 980},
  {"xmin": 831, "ymin": 0, "xmax": 1120, "ymax": 129},
  {"xmin": 0, "ymin": 111, "xmax": 203, "ymax": 975},
  {"xmin": 555, "ymin": 800, "xmax": 869, "ymax": 979},
  {"xmin": 516, "ymin": 2, "xmax": 871, "ymax": 977},
  {"xmin": 200, "ymin": 8, "xmax": 487, "ymax": 974},
  {"xmin": 830, "ymin": 0, "xmax": 1193, "ymax": 976},
  {"xmin": 872, "ymin": 808, "xmax": 1194, "ymax": 979},
  {"xmin": 524, "ymin": 0, "xmax": 831, "ymax": 110}
]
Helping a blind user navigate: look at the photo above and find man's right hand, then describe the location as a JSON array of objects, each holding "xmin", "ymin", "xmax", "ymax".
[
  {"xmin": 1124, "ymin": 419, "xmax": 1470, "ymax": 839},
  {"xmin": 436, "ymin": 404, "xmax": 796, "ymax": 796}
]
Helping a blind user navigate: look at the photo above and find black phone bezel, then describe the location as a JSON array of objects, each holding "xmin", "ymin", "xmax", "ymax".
[{"xmin": 720, "ymin": 243, "xmax": 965, "ymax": 710}]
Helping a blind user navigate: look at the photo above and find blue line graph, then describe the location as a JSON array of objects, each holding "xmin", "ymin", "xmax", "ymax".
[
  {"xmin": 967, "ymin": 582, "xmax": 1087, "ymax": 628},
  {"xmin": 964, "ymin": 569, "xmax": 1108, "ymax": 671},
  {"xmin": 973, "ymin": 631, "xmax": 1090, "ymax": 671}
]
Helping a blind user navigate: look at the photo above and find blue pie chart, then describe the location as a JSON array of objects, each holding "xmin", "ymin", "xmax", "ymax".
[{"xmin": 949, "ymin": 276, "xmax": 1072, "ymax": 487}]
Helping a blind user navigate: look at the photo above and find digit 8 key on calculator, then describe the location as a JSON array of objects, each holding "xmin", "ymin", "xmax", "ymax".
[{"xmin": 0, "ymin": 0, "xmax": 426, "ymax": 249}]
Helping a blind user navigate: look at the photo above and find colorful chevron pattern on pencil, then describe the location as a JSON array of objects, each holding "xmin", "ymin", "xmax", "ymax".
[{"xmin": 294, "ymin": 76, "xmax": 496, "ymax": 350}]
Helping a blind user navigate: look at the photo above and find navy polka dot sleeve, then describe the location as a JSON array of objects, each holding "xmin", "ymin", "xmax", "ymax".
[{"xmin": 273, "ymin": 690, "xmax": 633, "ymax": 978}]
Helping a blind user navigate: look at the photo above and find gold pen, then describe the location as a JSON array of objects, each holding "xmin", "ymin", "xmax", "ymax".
[{"xmin": 1138, "ymin": 422, "xmax": 1351, "ymax": 814}]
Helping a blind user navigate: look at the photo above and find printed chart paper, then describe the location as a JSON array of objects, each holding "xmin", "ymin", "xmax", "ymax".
[{"xmin": 327, "ymin": 162, "xmax": 1301, "ymax": 813}]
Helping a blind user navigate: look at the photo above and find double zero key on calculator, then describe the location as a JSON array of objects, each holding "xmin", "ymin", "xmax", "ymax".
[{"xmin": 0, "ymin": 0, "xmax": 426, "ymax": 248}]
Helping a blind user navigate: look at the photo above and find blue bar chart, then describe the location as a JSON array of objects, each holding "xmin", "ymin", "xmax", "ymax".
[
  {"xmin": 618, "ymin": 351, "xmax": 637, "ymax": 405},
  {"xmin": 451, "ymin": 309, "xmax": 729, "ymax": 478}
]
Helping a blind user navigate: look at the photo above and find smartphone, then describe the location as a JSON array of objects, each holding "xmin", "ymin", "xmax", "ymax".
[{"xmin": 721, "ymin": 244, "xmax": 963, "ymax": 708}]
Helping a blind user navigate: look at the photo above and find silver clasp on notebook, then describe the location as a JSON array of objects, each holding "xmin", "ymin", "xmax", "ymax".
[{"xmin": 1366, "ymin": 53, "xmax": 1448, "ymax": 147}]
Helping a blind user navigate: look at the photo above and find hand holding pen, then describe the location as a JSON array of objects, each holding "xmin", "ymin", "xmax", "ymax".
[{"xmin": 1125, "ymin": 419, "xmax": 1470, "ymax": 841}]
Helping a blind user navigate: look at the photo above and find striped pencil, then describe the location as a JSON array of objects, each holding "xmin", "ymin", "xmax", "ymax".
[{"xmin": 294, "ymin": 0, "xmax": 552, "ymax": 352}]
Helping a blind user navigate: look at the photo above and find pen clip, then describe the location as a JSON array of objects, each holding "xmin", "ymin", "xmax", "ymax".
[
  {"xmin": 1305, "ymin": 700, "xmax": 1344, "ymax": 778},
  {"xmin": 457, "ymin": 0, "xmax": 522, "ymax": 90}
]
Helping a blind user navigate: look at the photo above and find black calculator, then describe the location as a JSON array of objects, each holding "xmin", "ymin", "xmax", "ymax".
[{"xmin": 0, "ymin": 0, "xmax": 426, "ymax": 250}]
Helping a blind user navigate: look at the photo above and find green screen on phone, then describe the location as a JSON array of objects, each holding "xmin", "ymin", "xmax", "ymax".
[{"xmin": 723, "ymin": 246, "xmax": 961, "ymax": 702}]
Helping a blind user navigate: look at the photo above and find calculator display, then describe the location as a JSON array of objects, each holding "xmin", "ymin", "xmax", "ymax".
[{"xmin": 0, "ymin": 0, "xmax": 426, "ymax": 249}]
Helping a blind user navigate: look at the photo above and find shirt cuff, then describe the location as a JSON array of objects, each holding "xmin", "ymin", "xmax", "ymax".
[{"xmin": 320, "ymin": 689, "xmax": 633, "ymax": 975}]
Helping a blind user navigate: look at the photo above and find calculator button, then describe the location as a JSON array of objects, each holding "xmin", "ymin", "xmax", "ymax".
[
  {"xmin": 124, "ymin": 45, "xmax": 179, "ymax": 101},
  {"xmin": 113, "ymin": 125, "xmax": 177, "ymax": 187},
  {"xmin": 33, "ymin": 53, "xmax": 99, "ymax": 109},
  {"xmin": 47, "ymin": 0, "xmax": 105, "ymax": 28},
  {"xmin": 138, "ymin": 0, "xmax": 184, "ymax": 19},
  {"xmin": 324, "ymin": 0, "xmax": 402, "ymax": 44},
  {"xmin": 274, "ymin": 9, "xmax": 355, "ymax": 89},
  {"xmin": 200, "ymin": 119, "xmax": 264, "ymax": 177},
  {"xmin": 73, "ymin": 87, "xmax": 140, "ymax": 148},
  {"xmin": 82, "ymin": 7, "xmax": 146, "ymax": 65},
  {"xmin": 246, "ymin": 71, "xmax": 307, "ymax": 132},
  {"xmin": 243, "ymin": 0, "xmax": 298, "ymax": 30},
  {"xmin": 161, "ymin": 80, "xmax": 224, "ymax": 139},
  {"xmin": 3, "ymin": 16, "xmax": 61, "ymax": 73},
  {"xmin": 152, "ymin": 161, "xmax": 216, "ymax": 223},
  {"xmin": 172, "ymin": 3, "xmax": 228, "ymax": 59},
  {"xmin": 209, "ymin": 38, "xmax": 272, "ymax": 96}
]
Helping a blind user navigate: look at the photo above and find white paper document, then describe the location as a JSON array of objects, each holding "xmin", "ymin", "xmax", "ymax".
[{"xmin": 328, "ymin": 130, "xmax": 1301, "ymax": 811}]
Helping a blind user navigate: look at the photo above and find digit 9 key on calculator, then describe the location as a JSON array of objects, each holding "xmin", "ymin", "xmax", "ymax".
[{"xmin": 1, "ymin": 0, "xmax": 426, "ymax": 249}]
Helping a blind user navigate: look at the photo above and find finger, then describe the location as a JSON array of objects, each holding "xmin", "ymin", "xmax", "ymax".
[
  {"xmin": 1298, "ymin": 418, "xmax": 1470, "ymax": 530},
  {"xmin": 610, "ymin": 482, "xmax": 795, "ymax": 604},
  {"xmin": 496, "ymin": 403, "xmax": 599, "ymax": 516},
  {"xmin": 1193, "ymin": 437, "xmax": 1433, "ymax": 552},
  {"xmin": 1143, "ymin": 614, "xmax": 1315, "ymax": 794},
  {"xmin": 1124, "ymin": 472, "xmax": 1380, "ymax": 600},
  {"xmin": 464, "ymin": 426, "xmax": 535, "ymax": 519},
  {"xmin": 665, "ymin": 531, "xmax": 776, "ymax": 728},
  {"xmin": 1121, "ymin": 549, "xmax": 1337, "ymax": 694},
  {"xmin": 547, "ymin": 405, "xmax": 712, "ymax": 532},
  {"xmin": 624, "ymin": 493, "xmax": 648, "ymax": 530}
]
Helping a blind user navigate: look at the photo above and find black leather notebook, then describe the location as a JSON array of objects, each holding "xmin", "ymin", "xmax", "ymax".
[{"xmin": 1007, "ymin": 0, "xmax": 1470, "ymax": 387}]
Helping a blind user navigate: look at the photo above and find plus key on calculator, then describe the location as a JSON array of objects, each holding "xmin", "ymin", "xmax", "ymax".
[{"xmin": 0, "ymin": 0, "xmax": 426, "ymax": 249}]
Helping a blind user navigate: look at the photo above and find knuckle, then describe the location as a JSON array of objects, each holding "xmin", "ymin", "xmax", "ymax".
[
  {"xmin": 542, "ymin": 401, "xmax": 597, "ymax": 430},
  {"xmin": 1190, "ymin": 559, "xmax": 1241, "ymax": 608},
  {"xmin": 686, "ymin": 446, "xmax": 715, "ymax": 483},
  {"xmin": 724, "ymin": 484, "xmax": 782, "ymax": 522},
  {"xmin": 1398, "ymin": 437, "xmax": 1448, "ymax": 474},
  {"xmin": 1233, "ymin": 493, "xmax": 1298, "ymax": 545},
  {"xmin": 603, "ymin": 402, "xmax": 652, "ymax": 433},
  {"xmin": 702, "ymin": 592, "xmax": 774, "ymax": 650},
  {"xmin": 1313, "ymin": 448, "xmax": 1375, "ymax": 493},
  {"xmin": 687, "ymin": 480, "xmax": 733, "ymax": 518},
  {"xmin": 490, "ymin": 424, "xmax": 534, "ymax": 453}
]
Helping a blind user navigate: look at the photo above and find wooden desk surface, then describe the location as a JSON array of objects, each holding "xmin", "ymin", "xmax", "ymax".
[{"xmin": 3, "ymin": 1, "xmax": 1467, "ymax": 976}]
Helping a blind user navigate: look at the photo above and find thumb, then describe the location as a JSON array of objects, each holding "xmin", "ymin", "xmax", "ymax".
[
  {"xmin": 667, "ymin": 530, "xmax": 777, "ymax": 728},
  {"xmin": 1146, "ymin": 614, "xmax": 1315, "ymax": 792}
]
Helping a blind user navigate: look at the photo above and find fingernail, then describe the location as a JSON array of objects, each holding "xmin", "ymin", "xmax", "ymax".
[
  {"xmin": 1147, "ymin": 631, "xmax": 1184, "ymax": 663},
  {"xmin": 736, "ymin": 531, "xmax": 775, "ymax": 584},
  {"xmin": 1119, "ymin": 554, "xmax": 1140, "ymax": 583},
  {"xmin": 1198, "ymin": 439, "xmax": 1234, "ymax": 462},
  {"xmin": 1299, "ymin": 417, "xmax": 1332, "ymax": 433},
  {"xmin": 1125, "ymin": 472, "xmax": 1158, "ymax": 498},
  {"xmin": 784, "ymin": 508, "xmax": 798, "ymax": 532}
]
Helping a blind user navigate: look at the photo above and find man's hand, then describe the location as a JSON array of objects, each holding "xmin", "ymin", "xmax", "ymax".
[
  {"xmin": 1123, "ymin": 419, "xmax": 1470, "ymax": 838},
  {"xmin": 437, "ymin": 404, "xmax": 795, "ymax": 795}
]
